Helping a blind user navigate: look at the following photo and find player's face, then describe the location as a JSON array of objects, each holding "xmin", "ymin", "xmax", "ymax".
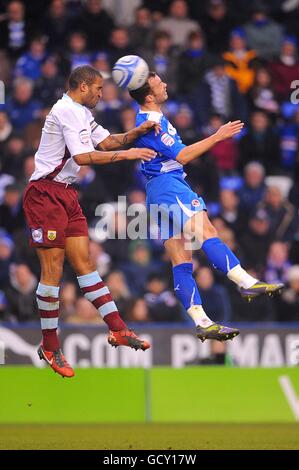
[
  {"xmin": 84, "ymin": 76, "xmax": 103, "ymax": 108},
  {"xmin": 148, "ymin": 75, "xmax": 168, "ymax": 104}
]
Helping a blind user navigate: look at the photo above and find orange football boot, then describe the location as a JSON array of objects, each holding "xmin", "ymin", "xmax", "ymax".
[
  {"xmin": 108, "ymin": 329, "xmax": 150, "ymax": 351},
  {"xmin": 37, "ymin": 345, "xmax": 75, "ymax": 378}
]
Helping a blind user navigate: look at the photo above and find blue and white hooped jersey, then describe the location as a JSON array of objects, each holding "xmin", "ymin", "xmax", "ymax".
[{"xmin": 135, "ymin": 110, "xmax": 186, "ymax": 179}]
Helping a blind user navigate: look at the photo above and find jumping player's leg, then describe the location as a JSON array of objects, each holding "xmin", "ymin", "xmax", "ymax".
[
  {"xmin": 164, "ymin": 235, "xmax": 239, "ymax": 342},
  {"xmin": 65, "ymin": 236, "xmax": 150, "ymax": 350},
  {"xmin": 184, "ymin": 211, "xmax": 284, "ymax": 300},
  {"xmin": 35, "ymin": 246, "xmax": 74, "ymax": 377},
  {"xmin": 164, "ymin": 236, "xmax": 213, "ymax": 327},
  {"xmin": 36, "ymin": 246, "xmax": 64, "ymax": 351}
]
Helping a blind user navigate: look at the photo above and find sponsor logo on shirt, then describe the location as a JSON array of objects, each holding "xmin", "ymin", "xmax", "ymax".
[
  {"xmin": 79, "ymin": 129, "xmax": 90, "ymax": 145},
  {"xmin": 31, "ymin": 228, "xmax": 43, "ymax": 243},
  {"xmin": 161, "ymin": 132, "xmax": 175, "ymax": 147},
  {"xmin": 47, "ymin": 230, "xmax": 57, "ymax": 241}
]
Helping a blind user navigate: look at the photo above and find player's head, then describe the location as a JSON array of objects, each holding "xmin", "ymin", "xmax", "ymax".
[
  {"xmin": 129, "ymin": 72, "xmax": 168, "ymax": 107},
  {"xmin": 68, "ymin": 65, "xmax": 103, "ymax": 108}
]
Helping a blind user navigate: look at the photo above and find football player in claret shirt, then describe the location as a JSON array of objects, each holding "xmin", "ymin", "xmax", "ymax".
[
  {"xmin": 23, "ymin": 65, "xmax": 161, "ymax": 378},
  {"xmin": 131, "ymin": 72, "xmax": 283, "ymax": 342}
]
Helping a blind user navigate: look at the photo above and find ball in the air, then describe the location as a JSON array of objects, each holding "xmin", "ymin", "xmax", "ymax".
[{"xmin": 112, "ymin": 55, "xmax": 149, "ymax": 91}]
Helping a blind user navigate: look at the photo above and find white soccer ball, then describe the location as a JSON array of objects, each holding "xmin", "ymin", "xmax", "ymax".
[{"xmin": 112, "ymin": 55, "xmax": 149, "ymax": 91}]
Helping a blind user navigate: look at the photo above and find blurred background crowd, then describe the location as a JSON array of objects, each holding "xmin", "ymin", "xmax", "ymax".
[{"xmin": 0, "ymin": 0, "xmax": 299, "ymax": 326}]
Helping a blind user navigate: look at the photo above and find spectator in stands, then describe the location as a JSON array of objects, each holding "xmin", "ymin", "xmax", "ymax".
[
  {"xmin": 75, "ymin": 165, "xmax": 111, "ymax": 220},
  {"xmin": 218, "ymin": 189, "xmax": 247, "ymax": 237},
  {"xmin": 238, "ymin": 161, "xmax": 266, "ymax": 215},
  {"xmin": 43, "ymin": 0, "xmax": 72, "ymax": 52},
  {"xmin": 275, "ymin": 265, "xmax": 299, "ymax": 322},
  {"xmin": 240, "ymin": 208, "xmax": 272, "ymax": 271},
  {"xmin": 0, "ymin": 183, "xmax": 25, "ymax": 236},
  {"xmin": 66, "ymin": 31, "xmax": 91, "ymax": 70},
  {"xmin": 14, "ymin": 35, "xmax": 47, "ymax": 80},
  {"xmin": 238, "ymin": 110, "xmax": 281, "ymax": 173},
  {"xmin": 3, "ymin": 77, "xmax": 42, "ymax": 130},
  {"xmin": 258, "ymin": 185, "xmax": 299, "ymax": 241},
  {"xmin": 89, "ymin": 240, "xmax": 111, "ymax": 277},
  {"xmin": 59, "ymin": 281, "xmax": 77, "ymax": 321},
  {"xmin": 128, "ymin": 6, "xmax": 153, "ymax": 50},
  {"xmin": 192, "ymin": 58, "xmax": 248, "ymax": 125},
  {"xmin": 95, "ymin": 80, "xmax": 123, "ymax": 132},
  {"xmin": 269, "ymin": 35, "xmax": 299, "ymax": 103},
  {"xmin": 66, "ymin": 297, "xmax": 104, "ymax": 325},
  {"xmin": 289, "ymin": 162, "xmax": 299, "ymax": 210},
  {"xmin": 223, "ymin": 28, "xmax": 257, "ymax": 94},
  {"xmin": 0, "ymin": 232, "xmax": 14, "ymax": 288},
  {"xmin": 144, "ymin": 273, "xmax": 183, "ymax": 322},
  {"xmin": 172, "ymin": 105, "xmax": 198, "ymax": 146},
  {"xmin": 244, "ymin": 1, "xmax": 283, "ymax": 60},
  {"xmin": 202, "ymin": 114, "xmax": 239, "ymax": 173},
  {"xmin": 0, "ymin": 0, "xmax": 32, "ymax": 58},
  {"xmin": 157, "ymin": 0, "xmax": 199, "ymax": 48},
  {"xmin": 125, "ymin": 297, "xmax": 150, "ymax": 323},
  {"xmin": 143, "ymin": 30, "xmax": 178, "ymax": 97},
  {"xmin": 92, "ymin": 52, "xmax": 111, "ymax": 79},
  {"xmin": 102, "ymin": 0, "xmax": 141, "ymax": 27},
  {"xmin": 120, "ymin": 241, "xmax": 165, "ymax": 296},
  {"xmin": 71, "ymin": 0, "xmax": 114, "ymax": 51},
  {"xmin": 177, "ymin": 30, "xmax": 216, "ymax": 96},
  {"xmin": 108, "ymin": 27, "xmax": 133, "ymax": 67},
  {"xmin": 4, "ymin": 263, "xmax": 38, "ymax": 321},
  {"xmin": 1, "ymin": 133, "xmax": 27, "ymax": 178},
  {"xmin": 200, "ymin": 0, "xmax": 235, "ymax": 54},
  {"xmin": 249, "ymin": 67, "xmax": 280, "ymax": 116},
  {"xmin": 264, "ymin": 241, "xmax": 291, "ymax": 285},
  {"xmin": 195, "ymin": 266, "xmax": 232, "ymax": 322},
  {"xmin": 34, "ymin": 56, "xmax": 65, "ymax": 110},
  {"xmin": 105, "ymin": 270, "xmax": 131, "ymax": 314}
]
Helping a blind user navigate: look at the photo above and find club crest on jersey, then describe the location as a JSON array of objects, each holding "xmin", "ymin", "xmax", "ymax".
[
  {"xmin": 161, "ymin": 132, "xmax": 175, "ymax": 147},
  {"xmin": 79, "ymin": 129, "xmax": 90, "ymax": 145},
  {"xmin": 47, "ymin": 230, "xmax": 57, "ymax": 241},
  {"xmin": 31, "ymin": 228, "xmax": 43, "ymax": 243},
  {"xmin": 192, "ymin": 199, "xmax": 201, "ymax": 207}
]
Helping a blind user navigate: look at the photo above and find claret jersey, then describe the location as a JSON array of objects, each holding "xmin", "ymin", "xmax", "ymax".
[{"xmin": 30, "ymin": 93, "xmax": 110, "ymax": 184}]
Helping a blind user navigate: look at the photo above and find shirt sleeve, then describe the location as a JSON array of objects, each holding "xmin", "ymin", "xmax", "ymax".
[
  {"xmin": 89, "ymin": 119, "xmax": 110, "ymax": 147},
  {"xmin": 58, "ymin": 107, "xmax": 95, "ymax": 157},
  {"xmin": 140, "ymin": 130, "xmax": 185, "ymax": 160}
]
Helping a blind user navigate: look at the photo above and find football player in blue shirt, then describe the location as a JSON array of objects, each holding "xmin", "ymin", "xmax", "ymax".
[{"xmin": 130, "ymin": 73, "xmax": 283, "ymax": 342}]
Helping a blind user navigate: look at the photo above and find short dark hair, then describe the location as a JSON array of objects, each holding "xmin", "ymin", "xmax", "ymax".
[
  {"xmin": 129, "ymin": 71, "xmax": 156, "ymax": 105},
  {"xmin": 68, "ymin": 65, "xmax": 102, "ymax": 90}
]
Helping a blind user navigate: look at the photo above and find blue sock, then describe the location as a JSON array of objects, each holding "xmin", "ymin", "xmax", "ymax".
[
  {"xmin": 202, "ymin": 237, "xmax": 240, "ymax": 274},
  {"xmin": 172, "ymin": 263, "xmax": 202, "ymax": 310}
]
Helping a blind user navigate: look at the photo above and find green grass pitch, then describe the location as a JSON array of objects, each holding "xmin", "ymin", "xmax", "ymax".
[{"xmin": 0, "ymin": 423, "xmax": 299, "ymax": 450}]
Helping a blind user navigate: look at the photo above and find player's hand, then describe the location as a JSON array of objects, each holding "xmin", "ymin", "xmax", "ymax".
[
  {"xmin": 126, "ymin": 148, "xmax": 157, "ymax": 161},
  {"xmin": 138, "ymin": 121, "xmax": 161, "ymax": 136},
  {"xmin": 215, "ymin": 120, "xmax": 244, "ymax": 142}
]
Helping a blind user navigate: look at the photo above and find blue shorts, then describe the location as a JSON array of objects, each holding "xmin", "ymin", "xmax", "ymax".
[{"xmin": 146, "ymin": 173, "xmax": 207, "ymax": 240}]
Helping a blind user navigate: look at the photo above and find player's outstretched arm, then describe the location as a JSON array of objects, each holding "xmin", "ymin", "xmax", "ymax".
[
  {"xmin": 176, "ymin": 120, "xmax": 244, "ymax": 165},
  {"xmin": 73, "ymin": 148, "xmax": 156, "ymax": 165},
  {"xmin": 98, "ymin": 121, "xmax": 161, "ymax": 150}
]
